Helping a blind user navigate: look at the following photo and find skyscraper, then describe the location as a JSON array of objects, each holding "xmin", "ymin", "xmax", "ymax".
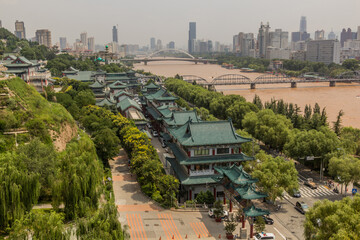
[
  {"xmin": 328, "ymin": 30, "xmax": 336, "ymax": 40},
  {"xmin": 188, "ymin": 22, "xmax": 196, "ymax": 53},
  {"xmin": 112, "ymin": 26, "xmax": 118, "ymax": 43},
  {"xmin": 340, "ymin": 28, "xmax": 353, "ymax": 47},
  {"xmin": 258, "ymin": 22, "xmax": 270, "ymax": 58},
  {"xmin": 0, "ymin": 20, "xmax": 2, "ymax": 28},
  {"xmin": 156, "ymin": 39, "xmax": 162, "ymax": 50},
  {"xmin": 315, "ymin": 30, "xmax": 325, "ymax": 40},
  {"xmin": 15, "ymin": 20, "xmax": 26, "ymax": 39},
  {"xmin": 357, "ymin": 26, "xmax": 360, "ymax": 40},
  {"xmin": 150, "ymin": 37, "xmax": 156, "ymax": 50},
  {"xmin": 80, "ymin": 32, "xmax": 87, "ymax": 46},
  {"xmin": 168, "ymin": 41, "xmax": 175, "ymax": 49},
  {"xmin": 306, "ymin": 40, "xmax": 340, "ymax": 64},
  {"xmin": 88, "ymin": 37, "xmax": 95, "ymax": 52},
  {"xmin": 300, "ymin": 16, "xmax": 307, "ymax": 32},
  {"xmin": 59, "ymin": 37, "xmax": 67, "ymax": 50},
  {"xmin": 35, "ymin": 29, "xmax": 52, "ymax": 48}
]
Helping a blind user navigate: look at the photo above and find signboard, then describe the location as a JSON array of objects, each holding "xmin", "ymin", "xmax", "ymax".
[
  {"xmin": 352, "ymin": 188, "xmax": 357, "ymax": 194},
  {"xmin": 306, "ymin": 156, "xmax": 315, "ymax": 161}
]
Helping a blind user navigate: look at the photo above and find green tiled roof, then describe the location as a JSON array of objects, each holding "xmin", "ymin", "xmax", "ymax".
[
  {"xmin": 244, "ymin": 205, "xmax": 270, "ymax": 217},
  {"xmin": 166, "ymin": 157, "xmax": 223, "ymax": 185},
  {"xmin": 114, "ymin": 90, "xmax": 132, "ymax": 98},
  {"xmin": 143, "ymin": 88, "xmax": 167, "ymax": 100},
  {"xmin": 96, "ymin": 98, "xmax": 115, "ymax": 107},
  {"xmin": 65, "ymin": 71, "xmax": 94, "ymax": 82},
  {"xmin": 155, "ymin": 96, "xmax": 178, "ymax": 101},
  {"xmin": 146, "ymin": 106, "xmax": 161, "ymax": 120},
  {"xmin": 214, "ymin": 165, "xmax": 257, "ymax": 185},
  {"xmin": 117, "ymin": 97, "xmax": 141, "ymax": 112},
  {"xmin": 233, "ymin": 184, "xmax": 268, "ymax": 200},
  {"xmin": 163, "ymin": 111, "xmax": 200, "ymax": 126},
  {"xmin": 157, "ymin": 105, "xmax": 173, "ymax": 118},
  {"xmin": 167, "ymin": 119, "xmax": 252, "ymax": 147},
  {"xmin": 145, "ymin": 82, "xmax": 159, "ymax": 89},
  {"xmin": 108, "ymin": 81, "xmax": 127, "ymax": 89},
  {"xmin": 89, "ymin": 81, "xmax": 105, "ymax": 88},
  {"xmin": 4, "ymin": 70, "xmax": 26, "ymax": 74},
  {"xmin": 106, "ymin": 76, "xmax": 133, "ymax": 81},
  {"xmin": 167, "ymin": 143, "xmax": 254, "ymax": 166}
]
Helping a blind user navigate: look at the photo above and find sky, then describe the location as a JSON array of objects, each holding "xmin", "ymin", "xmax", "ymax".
[{"xmin": 1, "ymin": 0, "xmax": 359, "ymax": 49}]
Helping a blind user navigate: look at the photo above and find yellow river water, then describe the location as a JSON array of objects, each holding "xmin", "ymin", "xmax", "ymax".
[{"xmin": 134, "ymin": 61, "xmax": 360, "ymax": 129}]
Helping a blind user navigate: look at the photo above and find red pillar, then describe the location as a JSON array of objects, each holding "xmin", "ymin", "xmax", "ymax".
[
  {"xmin": 213, "ymin": 187, "xmax": 216, "ymax": 201},
  {"xmin": 229, "ymin": 200, "xmax": 232, "ymax": 212},
  {"xmin": 189, "ymin": 190, "xmax": 192, "ymax": 200},
  {"xmin": 223, "ymin": 195, "xmax": 226, "ymax": 204},
  {"xmin": 250, "ymin": 224, "xmax": 254, "ymax": 238},
  {"xmin": 242, "ymin": 215, "xmax": 245, "ymax": 228}
]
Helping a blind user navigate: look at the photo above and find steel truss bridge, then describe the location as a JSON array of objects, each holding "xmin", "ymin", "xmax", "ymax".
[
  {"xmin": 182, "ymin": 71, "xmax": 360, "ymax": 89},
  {"xmin": 117, "ymin": 49, "xmax": 217, "ymax": 65}
]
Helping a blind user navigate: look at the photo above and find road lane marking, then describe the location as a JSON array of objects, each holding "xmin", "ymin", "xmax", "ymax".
[
  {"xmin": 163, "ymin": 214, "xmax": 175, "ymax": 239},
  {"xmin": 273, "ymin": 227, "xmax": 286, "ymax": 240},
  {"xmin": 158, "ymin": 213, "xmax": 171, "ymax": 240},
  {"xmin": 190, "ymin": 223, "xmax": 199, "ymax": 237},
  {"xmin": 138, "ymin": 214, "xmax": 148, "ymax": 240},
  {"xmin": 135, "ymin": 213, "xmax": 147, "ymax": 240},
  {"xmin": 168, "ymin": 214, "xmax": 183, "ymax": 240},
  {"xmin": 198, "ymin": 222, "xmax": 210, "ymax": 236}
]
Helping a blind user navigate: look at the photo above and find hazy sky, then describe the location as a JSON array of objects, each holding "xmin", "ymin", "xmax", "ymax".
[{"xmin": 1, "ymin": 0, "xmax": 359, "ymax": 49}]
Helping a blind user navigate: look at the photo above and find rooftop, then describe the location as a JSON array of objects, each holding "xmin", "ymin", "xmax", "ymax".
[
  {"xmin": 117, "ymin": 97, "xmax": 142, "ymax": 112},
  {"xmin": 163, "ymin": 110, "xmax": 201, "ymax": 126}
]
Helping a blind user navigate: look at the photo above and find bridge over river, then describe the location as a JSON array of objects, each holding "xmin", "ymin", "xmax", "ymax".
[{"xmin": 181, "ymin": 71, "xmax": 360, "ymax": 89}]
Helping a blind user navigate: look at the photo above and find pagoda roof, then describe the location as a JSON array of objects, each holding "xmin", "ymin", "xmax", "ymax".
[
  {"xmin": 114, "ymin": 90, "xmax": 132, "ymax": 98},
  {"xmin": 232, "ymin": 184, "xmax": 268, "ymax": 200},
  {"xmin": 163, "ymin": 110, "xmax": 201, "ymax": 126},
  {"xmin": 108, "ymin": 81, "xmax": 127, "ymax": 89},
  {"xmin": 117, "ymin": 97, "xmax": 141, "ymax": 112},
  {"xmin": 166, "ymin": 156, "xmax": 223, "ymax": 185},
  {"xmin": 146, "ymin": 106, "xmax": 162, "ymax": 120},
  {"xmin": 145, "ymin": 82, "xmax": 159, "ymax": 89},
  {"xmin": 143, "ymin": 88, "xmax": 167, "ymax": 100},
  {"xmin": 154, "ymin": 96, "xmax": 178, "ymax": 101},
  {"xmin": 65, "ymin": 71, "xmax": 94, "ymax": 82},
  {"xmin": 167, "ymin": 143, "xmax": 254, "ymax": 166},
  {"xmin": 157, "ymin": 105, "xmax": 173, "ymax": 118},
  {"xmin": 244, "ymin": 205, "xmax": 270, "ymax": 217},
  {"xmin": 167, "ymin": 119, "xmax": 252, "ymax": 147},
  {"xmin": 214, "ymin": 165, "xmax": 257, "ymax": 185},
  {"xmin": 89, "ymin": 81, "xmax": 105, "ymax": 88},
  {"xmin": 96, "ymin": 98, "xmax": 115, "ymax": 107}
]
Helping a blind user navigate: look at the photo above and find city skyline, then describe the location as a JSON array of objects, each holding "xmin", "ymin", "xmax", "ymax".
[{"xmin": 0, "ymin": 0, "xmax": 359, "ymax": 48}]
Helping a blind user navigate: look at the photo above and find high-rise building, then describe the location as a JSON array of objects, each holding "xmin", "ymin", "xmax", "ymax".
[
  {"xmin": 300, "ymin": 16, "xmax": 307, "ymax": 32},
  {"xmin": 80, "ymin": 32, "xmax": 87, "ymax": 46},
  {"xmin": 150, "ymin": 37, "xmax": 156, "ymax": 50},
  {"xmin": 188, "ymin": 22, "xmax": 196, "ymax": 53},
  {"xmin": 291, "ymin": 31, "xmax": 310, "ymax": 43},
  {"xmin": 35, "ymin": 29, "xmax": 52, "ymax": 48},
  {"xmin": 357, "ymin": 26, "xmax": 360, "ymax": 40},
  {"xmin": 59, "ymin": 37, "xmax": 67, "ymax": 50},
  {"xmin": 258, "ymin": 22, "xmax": 271, "ymax": 58},
  {"xmin": 112, "ymin": 26, "xmax": 118, "ymax": 43},
  {"xmin": 0, "ymin": 20, "xmax": 2, "ymax": 28},
  {"xmin": 269, "ymin": 29, "xmax": 288, "ymax": 49},
  {"xmin": 315, "ymin": 30, "xmax": 325, "ymax": 40},
  {"xmin": 168, "ymin": 41, "xmax": 175, "ymax": 49},
  {"xmin": 156, "ymin": 39, "xmax": 162, "ymax": 50},
  {"xmin": 306, "ymin": 40, "xmax": 340, "ymax": 64},
  {"xmin": 15, "ymin": 20, "xmax": 26, "ymax": 39},
  {"xmin": 328, "ymin": 30, "xmax": 336, "ymax": 40},
  {"xmin": 88, "ymin": 37, "xmax": 95, "ymax": 52}
]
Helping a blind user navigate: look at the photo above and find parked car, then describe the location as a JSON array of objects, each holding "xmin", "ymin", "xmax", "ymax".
[
  {"xmin": 208, "ymin": 209, "xmax": 228, "ymax": 219},
  {"xmin": 304, "ymin": 178, "xmax": 317, "ymax": 189},
  {"xmin": 146, "ymin": 123, "xmax": 152, "ymax": 129},
  {"xmin": 254, "ymin": 232, "xmax": 275, "ymax": 240},
  {"xmin": 295, "ymin": 201, "xmax": 309, "ymax": 214},
  {"xmin": 152, "ymin": 130, "xmax": 159, "ymax": 137},
  {"xmin": 293, "ymin": 189, "xmax": 301, "ymax": 198},
  {"xmin": 253, "ymin": 215, "xmax": 274, "ymax": 225}
]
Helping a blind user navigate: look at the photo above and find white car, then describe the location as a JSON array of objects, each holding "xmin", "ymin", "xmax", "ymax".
[
  {"xmin": 254, "ymin": 232, "xmax": 275, "ymax": 240},
  {"xmin": 208, "ymin": 209, "xmax": 228, "ymax": 219},
  {"xmin": 152, "ymin": 130, "xmax": 159, "ymax": 137}
]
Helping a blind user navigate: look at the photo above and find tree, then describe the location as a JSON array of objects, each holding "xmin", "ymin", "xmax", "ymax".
[
  {"xmin": 9, "ymin": 211, "xmax": 70, "ymax": 240},
  {"xmin": 74, "ymin": 90, "xmax": 95, "ymax": 109},
  {"xmin": 340, "ymin": 127, "xmax": 360, "ymax": 155},
  {"xmin": 304, "ymin": 196, "xmax": 360, "ymax": 240},
  {"xmin": 333, "ymin": 110, "xmax": 344, "ymax": 136},
  {"xmin": 213, "ymin": 200, "xmax": 224, "ymax": 220},
  {"xmin": 254, "ymin": 216, "xmax": 266, "ymax": 233},
  {"xmin": 252, "ymin": 153, "xmax": 299, "ymax": 202},
  {"xmin": 93, "ymin": 128, "xmax": 120, "ymax": 162},
  {"xmin": 328, "ymin": 155, "xmax": 360, "ymax": 193}
]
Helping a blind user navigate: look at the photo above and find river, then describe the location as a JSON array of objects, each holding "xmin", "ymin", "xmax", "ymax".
[{"xmin": 134, "ymin": 61, "xmax": 360, "ymax": 129}]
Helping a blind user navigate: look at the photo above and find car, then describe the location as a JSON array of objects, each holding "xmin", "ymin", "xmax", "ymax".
[
  {"xmin": 152, "ymin": 130, "xmax": 159, "ymax": 137},
  {"xmin": 253, "ymin": 215, "xmax": 274, "ymax": 225},
  {"xmin": 295, "ymin": 201, "xmax": 309, "ymax": 214},
  {"xmin": 208, "ymin": 209, "xmax": 229, "ymax": 219},
  {"xmin": 254, "ymin": 232, "xmax": 275, "ymax": 240},
  {"xmin": 293, "ymin": 189, "xmax": 301, "ymax": 198},
  {"xmin": 146, "ymin": 123, "xmax": 152, "ymax": 129},
  {"xmin": 304, "ymin": 178, "xmax": 317, "ymax": 189}
]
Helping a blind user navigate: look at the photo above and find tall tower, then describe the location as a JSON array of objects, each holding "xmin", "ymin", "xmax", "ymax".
[
  {"xmin": 87, "ymin": 37, "xmax": 95, "ymax": 52},
  {"xmin": 258, "ymin": 22, "xmax": 270, "ymax": 58},
  {"xmin": 80, "ymin": 32, "xmax": 87, "ymax": 47},
  {"xmin": 112, "ymin": 26, "xmax": 118, "ymax": 43},
  {"xmin": 59, "ymin": 37, "xmax": 67, "ymax": 50},
  {"xmin": 150, "ymin": 37, "xmax": 156, "ymax": 50},
  {"xmin": 357, "ymin": 26, "xmax": 360, "ymax": 40},
  {"xmin": 15, "ymin": 20, "xmax": 26, "ymax": 39},
  {"xmin": 300, "ymin": 16, "xmax": 307, "ymax": 32},
  {"xmin": 188, "ymin": 22, "xmax": 196, "ymax": 53},
  {"xmin": 35, "ymin": 29, "xmax": 52, "ymax": 48}
]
